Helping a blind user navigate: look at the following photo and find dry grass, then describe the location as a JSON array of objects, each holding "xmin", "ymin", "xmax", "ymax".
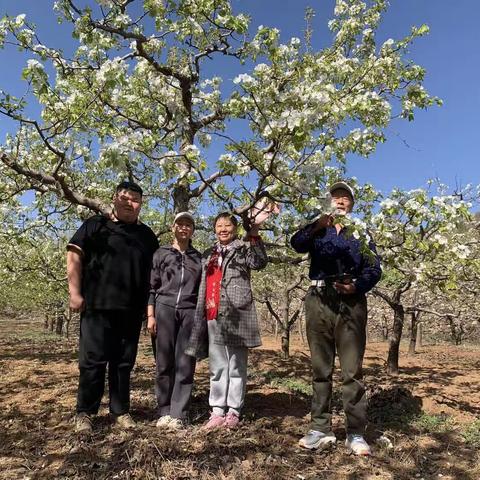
[{"xmin": 0, "ymin": 317, "xmax": 479, "ymax": 479}]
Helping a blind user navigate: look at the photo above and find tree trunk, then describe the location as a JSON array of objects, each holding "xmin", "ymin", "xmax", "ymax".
[
  {"xmin": 55, "ymin": 314, "xmax": 64, "ymax": 335},
  {"xmin": 65, "ymin": 309, "xmax": 72, "ymax": 339},
  {"xmin": 70, "ymin": 312, "xmax": 81, "ymax": 337},
  {"xmin": 416, "ymin": 322, "xmax": 423, "ymax": 347},
  {"xmin": 281, "ymin": 329, "xmax": 290, "ymax": 359},
  {"xmin": 281, "ymin": 296, "xmax": 290, "ymax": 358},
  {"xmin": 408, "ymin": 311, "xmax": 420, "ymax": 354},
  {"xmin": 446, "ymin": 315, "xmax": 462, "ymax": 345},
  {"xmin": 382, "ymin": 324, "xmax": 389, "ymax": 341},
  {"xmin": 387, "ymin": 296, "xmax": 404, "ymax": 375},
  {"xmin": 172, "ymin": 183, "xmax": 191, "ymax": 212},
  {"xmin": 458, "ymin": 324, "xmax": 464, "ymax": 345},
  {"xmin": 380, "ymin": 315, "xmax": 389, "ymax": 341},
  {"xmin": 298, "ymin": 308, "xmax": 306, "ymax": 346}
]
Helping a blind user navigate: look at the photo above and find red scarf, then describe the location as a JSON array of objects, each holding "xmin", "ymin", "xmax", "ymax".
[{"xmin": 205, "ymin": 247, "xmax": 224, "ymax": 321}]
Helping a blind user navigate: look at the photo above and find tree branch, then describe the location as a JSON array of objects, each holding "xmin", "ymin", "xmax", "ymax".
[{"xmin": 0, "ymin": 152, "xmax": 108, "ymax": 215}]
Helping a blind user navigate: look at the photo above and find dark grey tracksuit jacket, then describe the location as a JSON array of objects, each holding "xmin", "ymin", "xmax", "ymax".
[
  {"xmin": 148, "ymin": 245, "xmax": 202, "ymax": 419},
  {"xmin": 148, "ymin": 245, "xmax": 202, "ymax": 310}
]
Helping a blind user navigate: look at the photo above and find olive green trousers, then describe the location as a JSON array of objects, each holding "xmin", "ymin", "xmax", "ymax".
[{"xmin": 305, "ymin": 286, "xmax": 368, "ymax": 434}]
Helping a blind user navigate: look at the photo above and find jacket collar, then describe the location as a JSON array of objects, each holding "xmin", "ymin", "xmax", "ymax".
[
  {"xmin": 216, "ymin": 238, "xmax": 243, "ymax": 250},
  {"xmin": 219, "ymin": 238, "xmax": 243, "ymax": 270},
  {"xmin": 205, "ymin": 238, "xmax": 243, "ymax": 270},
  {"xmin": 162, "ymin": 244, "xmax": 199, "ymax": 255}
]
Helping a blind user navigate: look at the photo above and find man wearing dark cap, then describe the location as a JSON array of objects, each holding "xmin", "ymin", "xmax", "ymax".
[
  {"xmin": 67, "ymin": 181, "xmax": 159, "ymax": 433},
  {"xmin": 291, "ymin": 181, "xmax": 381, "ymax": 455}
]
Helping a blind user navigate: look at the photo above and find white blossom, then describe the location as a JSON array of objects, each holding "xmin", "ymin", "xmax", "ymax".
[
  {"xmin": 26, "ymin": 59, "xmax": 44, "ymax": 71},
  {"xmin": 15, "ymin": 14, "xmax": 26, "ymax": 25},
  {"xmin": 233, "ymin": 73, "xmax": 254, "ymax": 85}
]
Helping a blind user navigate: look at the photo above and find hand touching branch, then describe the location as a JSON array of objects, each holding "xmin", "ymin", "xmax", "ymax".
[{"xmin": 247, "ymin": 197, "xmax": 281, "ymax": 235}]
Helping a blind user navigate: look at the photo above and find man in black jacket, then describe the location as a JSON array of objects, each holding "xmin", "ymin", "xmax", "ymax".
[{"xmin": 67, "ymin": 181, "xmax": 159, "ymax": 434}]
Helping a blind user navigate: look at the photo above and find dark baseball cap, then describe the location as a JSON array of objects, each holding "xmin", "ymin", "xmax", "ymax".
[{"xmin": 115, "ymin": 181, "xmax": 143, "ymax": 196}]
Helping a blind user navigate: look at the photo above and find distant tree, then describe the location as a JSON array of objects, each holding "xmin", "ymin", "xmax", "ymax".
[
  {"xmin": 0, "ymin": 208, "xmax": 67, "ymax": 319},
  {"xmin": 255, "ymin": 261, "xmax": 307, "ymax": 358},
  {"xmin": 371, "ymin": 187, "xmax": 473, "ymax": 374}
]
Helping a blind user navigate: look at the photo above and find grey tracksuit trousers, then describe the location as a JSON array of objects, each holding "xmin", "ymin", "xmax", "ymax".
[{"xmin": 154, "ymin": 303, "xmax": 196, "ymax": 420}]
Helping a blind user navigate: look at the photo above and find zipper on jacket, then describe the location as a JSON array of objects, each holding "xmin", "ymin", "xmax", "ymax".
[{"xmin": 174, "ymin": 252, "xmax": 185, "ymax": 310}]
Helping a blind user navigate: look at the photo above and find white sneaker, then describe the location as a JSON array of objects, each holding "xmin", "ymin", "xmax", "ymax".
[
  {"xmin": 168, "ymin": 418, "xmax": 184, "ymax": 430},
  {"xmin": 156, "ymin": 415, "xmax": 185, "ymax": 430},
  {"xmin": 345, "ymin": 434, "xmax": 372, "ymax": 456},
  {"xmin": 156, "ymin": 415, "xmax": 173, "ymax": 428},
  {"xmin": 299, "ymin": 430, "xmax": 337, "ymax": 450}
]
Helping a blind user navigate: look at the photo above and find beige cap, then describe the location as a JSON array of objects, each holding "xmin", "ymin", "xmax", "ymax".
[
  {"xmin": 173, "ymin": 211, "xmax": 195, "ymax": 227},
  {"xmin": 329, "ymin": 181, "xmax": 355, "ymax": 202}
]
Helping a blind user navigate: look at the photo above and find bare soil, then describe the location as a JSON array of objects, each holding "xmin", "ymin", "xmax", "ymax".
[{"xmin": 1, "ymin": 317, "xmax": 479, "ymax": 480}]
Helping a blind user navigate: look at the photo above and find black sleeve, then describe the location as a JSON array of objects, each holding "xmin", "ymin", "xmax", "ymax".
[
  {"xmin": 152, "ymin": 232, "xmax": 160, "ymax": 253},
  {"xmin": 290, "ymin": 224, "xmax": 317, "ymax": 253},
  {"xmin": 67, "ymin": 215, "xmax": 103, "ymax": 253},
  {"xmin": 142, "ymin": 224, "xmax": 159, "ymax": 254},
  {"xmin": 355, "ymin": 240, "xmax": 382, "ymax": 294},
  {"xmin": 147, "ymin": 230, "xmax": 160, "ymax": 305}
]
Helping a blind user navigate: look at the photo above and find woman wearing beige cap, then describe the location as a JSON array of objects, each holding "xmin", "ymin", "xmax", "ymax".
[{"xmin": 147, "ymin": 212, "xmax": 202, "ymax": 430}]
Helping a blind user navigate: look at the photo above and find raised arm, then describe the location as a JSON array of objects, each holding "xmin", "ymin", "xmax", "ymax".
[
  {"xmin": 291, "ymin": 215, "xmax": 332, "ymax": 253},
  {"xmin": 243, "ymin": 234, "xmax": 268, "ymax": 270}
]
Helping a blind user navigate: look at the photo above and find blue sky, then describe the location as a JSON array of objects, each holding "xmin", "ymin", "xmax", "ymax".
[{"xmin": 1, "ymin": 0, "xmax": 479, "ymax": 197}]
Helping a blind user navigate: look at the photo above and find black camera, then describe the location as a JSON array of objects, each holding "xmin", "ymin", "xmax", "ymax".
[{"xmin": 324, "ymin": 273, "xmax": 354, "ymax": 285}]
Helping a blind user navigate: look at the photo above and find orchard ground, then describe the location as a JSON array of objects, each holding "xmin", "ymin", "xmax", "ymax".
[{"xmin": 1, "ymin": 317, "xmax": 479, "ymax": 480}]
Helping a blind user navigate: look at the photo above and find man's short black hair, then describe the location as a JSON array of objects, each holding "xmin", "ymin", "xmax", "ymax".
[{"xmin": 115, "ymin": 181, "xmax": 143, "ymax": 197}]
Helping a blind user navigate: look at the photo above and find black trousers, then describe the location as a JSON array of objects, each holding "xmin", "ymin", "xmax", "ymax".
[
  {"xmin": 77, "ymin": 310, "xmax": 142, "ymax": 416},
  {"xmin": 154, "ymin": 304, "xmax": 196, "ymax": 420},
  {"xmin": 305, "ymin": 286, "xmax": 368, "ymax": 434}
]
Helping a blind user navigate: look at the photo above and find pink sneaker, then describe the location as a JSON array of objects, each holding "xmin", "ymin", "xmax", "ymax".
[
  {"xmin": 224, "ymin": 412, "xmax": 240, "ymax": 428},
  {"xmin": 203, "ymin": 413, "xmax": 225, "ymax": 430}
]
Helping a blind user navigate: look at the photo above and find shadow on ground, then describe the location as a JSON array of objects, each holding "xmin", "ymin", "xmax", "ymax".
[{"xmin": 0, "ymin": 319, "xmax": 479, "ymax": 479}]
